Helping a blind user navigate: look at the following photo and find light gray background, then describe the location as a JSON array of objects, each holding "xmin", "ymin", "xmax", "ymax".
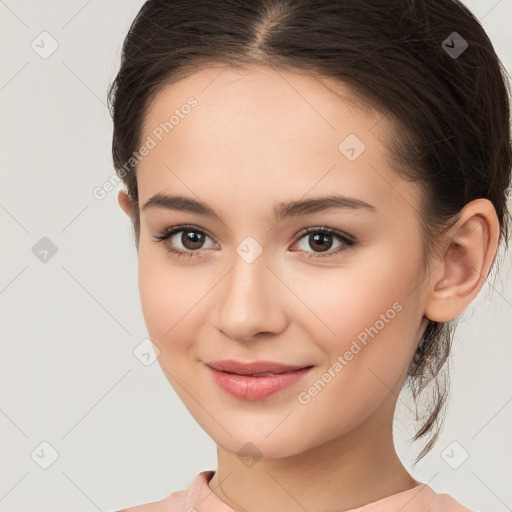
[{"xmin": 1, "ymin": 1, "xmax": 511, "ymax": 511}]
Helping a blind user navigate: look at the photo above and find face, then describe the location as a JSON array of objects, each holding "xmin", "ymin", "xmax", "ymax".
[{"xmin": 123, "ymin": 64, "xmax": 431, "ymax": 458}]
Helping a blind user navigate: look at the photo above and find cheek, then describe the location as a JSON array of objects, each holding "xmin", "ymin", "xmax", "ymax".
[
  {"xmin": 290, "ymin": 248, "xmax": 415, "ymax": 342},
  {"xmin": 287, "ymin": 271, "xmax": 420, "ymax": 440},
  {"xmin": 137, "ymin": 251, "xmax": 210, "ymax": 395},
  {"xmin": 290, "ymin": 246, "xmax": 422, "ymax": 390},
  {"xmin": 137, "ymin": 244, "xmax": 197, "ymax": 343}
]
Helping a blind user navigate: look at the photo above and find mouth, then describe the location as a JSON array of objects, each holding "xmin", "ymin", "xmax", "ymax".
[{"xmin": 204, "ymin": 360, "xmax": 315, "ymax": 400}]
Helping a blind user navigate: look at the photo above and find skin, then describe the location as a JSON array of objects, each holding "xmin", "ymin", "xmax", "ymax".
[{"xmin": 118, "ymin": 64, "xmax": 499, "ymax": 512}]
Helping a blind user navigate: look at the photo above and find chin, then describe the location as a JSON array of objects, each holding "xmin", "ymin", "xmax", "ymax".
[{"xmin": 214, "ymin": 431, "xmax": 314, "ymax": 461}]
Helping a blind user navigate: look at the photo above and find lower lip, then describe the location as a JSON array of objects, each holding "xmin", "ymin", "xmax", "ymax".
[{"xmin": 206, "ymin": 365, "xmax": 314, "ymax": 400}]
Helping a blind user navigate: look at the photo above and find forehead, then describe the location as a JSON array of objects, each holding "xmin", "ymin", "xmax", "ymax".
[
  {"xmin": 136, "ymin": 64, "xmax": 414, "ymax": 220},
  {"xmin": 141, "ymin": 63, "xmax": 380, "ymax": 139}
]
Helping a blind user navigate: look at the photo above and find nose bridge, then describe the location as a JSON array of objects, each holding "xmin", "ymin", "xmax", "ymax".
[{"xmin": 214, "ymin": 241, "xmax": 286, "ymax": 341}]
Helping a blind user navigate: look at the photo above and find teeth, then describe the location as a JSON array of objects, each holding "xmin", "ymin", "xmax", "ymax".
[{"xmin": 251, "ymin": 372, "xmax": 277, "ymax": 377}]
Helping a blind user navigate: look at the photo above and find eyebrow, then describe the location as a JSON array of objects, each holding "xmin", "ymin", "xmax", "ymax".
[{"xmin": 141, "ymin": 192, "xmax": 376, "ymax": 222}]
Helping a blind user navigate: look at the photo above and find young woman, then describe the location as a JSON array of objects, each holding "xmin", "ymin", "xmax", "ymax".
[{"xmin": 109, "ymin": 1, "xmax": 511, "ymax": 510}]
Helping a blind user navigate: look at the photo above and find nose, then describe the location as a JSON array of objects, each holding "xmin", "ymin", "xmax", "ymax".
[{"xmin": 214, "ymin": 250, "xmax": 289, "ymax": 342}]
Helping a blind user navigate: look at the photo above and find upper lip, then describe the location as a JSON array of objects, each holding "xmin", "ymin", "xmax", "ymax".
[{"xmin": 206, "ymin": 359, "xmax": 312, "ymax": 375}]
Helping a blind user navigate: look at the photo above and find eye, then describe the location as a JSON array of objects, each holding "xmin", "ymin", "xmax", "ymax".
[
  {"xmin": 153, "ymin": 225, "xmax": 218, "ymax": 258},
  {"xmin": 153, "ymin": 225, "xmax": 356, "ymax": 260},
  {"xmin": 292, "ymin": 227, "xmax": 356, "ymax": 258}
]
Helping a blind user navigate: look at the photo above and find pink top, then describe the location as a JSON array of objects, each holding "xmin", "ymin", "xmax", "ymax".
[{"xmin": 117, "ymin": 470, "xmax": 473, "ymax": 512}]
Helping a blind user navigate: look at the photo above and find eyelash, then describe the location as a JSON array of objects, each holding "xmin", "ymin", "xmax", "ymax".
[{"xmin": 152, "ymin": 224, "xmax": 356, "ymax": 260}]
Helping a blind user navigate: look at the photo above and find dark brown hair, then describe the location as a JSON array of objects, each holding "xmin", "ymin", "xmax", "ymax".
[{"xmin": 107, "ymin": 0, "xmax": 512, "ymax": 463}]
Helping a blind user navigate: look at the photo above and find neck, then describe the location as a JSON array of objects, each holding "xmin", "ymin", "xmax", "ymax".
[{"xmin": 208, "ymin": 402, "xmax": 418, "ymax": 512}]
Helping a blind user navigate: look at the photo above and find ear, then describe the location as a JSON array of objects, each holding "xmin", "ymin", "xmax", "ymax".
[
  {"xmin": 424, "ymin": 198, "xmax": 500, "ymax": 323},
  {"xmin": 118, "ymin": 189, "xmax": 135, "ymax": 219}
]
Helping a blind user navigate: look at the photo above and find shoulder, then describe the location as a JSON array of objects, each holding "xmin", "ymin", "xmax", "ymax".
[
  {"xmin": 115, "ymin": 489, "xmax": 187, "ymax": 512},
  {"xmin": 430, "ymin": 491, "xmax": 473, "ymax": 512},
  {"xmin": 114, "ymin": 470, "xmax": 216, "ymax": 512}
]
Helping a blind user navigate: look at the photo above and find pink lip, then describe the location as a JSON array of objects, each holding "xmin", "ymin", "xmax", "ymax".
[{"xmin": 205, "ymin": 360, "xmax": 314, "ymax": 400}]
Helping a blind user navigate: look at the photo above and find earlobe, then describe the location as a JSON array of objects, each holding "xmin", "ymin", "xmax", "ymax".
[
  {"xmin": 424, "ymin": 199, "xmax": 499, "ymax": 323},
  {"xmin": 118, "ymin": 189, "xmax": 134, "ymax": 219}
]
